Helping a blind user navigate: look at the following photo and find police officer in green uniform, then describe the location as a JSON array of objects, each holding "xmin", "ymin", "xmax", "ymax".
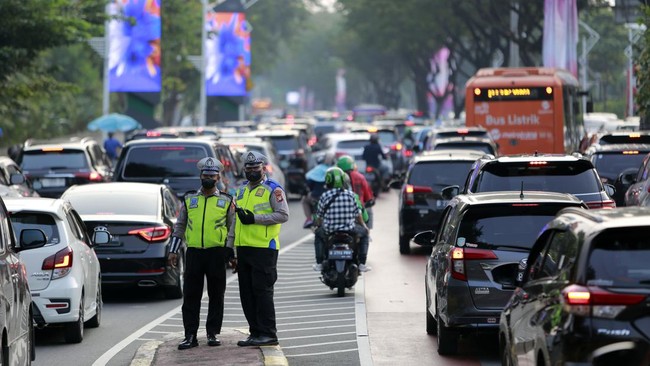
[
  {"xmin": 168, "ymin": 157, "xmax": 236, "ymax": 350},
  {"xmin": 227, "ymin": 151, "xmax": 289, "ymax": 347}
]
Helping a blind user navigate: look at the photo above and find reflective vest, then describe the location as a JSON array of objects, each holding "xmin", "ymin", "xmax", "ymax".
[
  {"xmin": 234, "ymin": 180, "xmax": 282, "ymax": 250},
  {"xmin": 185, "ymin": 192, "xmax": 232, "ymax": 248}
]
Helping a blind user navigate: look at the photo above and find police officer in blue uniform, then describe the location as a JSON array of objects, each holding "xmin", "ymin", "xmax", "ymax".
[
  {"xmin": 227, "ymin": 151, "xmax": 289, "ymax": 347},
  {"xmin": 168, "ymin": 157, "xmax": 236, "ymax": 350}
]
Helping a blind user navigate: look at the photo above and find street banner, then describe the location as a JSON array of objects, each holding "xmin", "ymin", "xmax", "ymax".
[
  {"xmin": 542, "ymin": 0, "xmax": 578, "ymax": 77},
  {"xmin": 205, "ymin": 11, "xmax": 251, "ymax": 96},
  {"xmin": 108, "ymin": 0, "xmax": 162, "ymax": 92}
]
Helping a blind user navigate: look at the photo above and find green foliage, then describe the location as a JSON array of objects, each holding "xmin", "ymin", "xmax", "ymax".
[{"xmin": 636, "ymin": 6, "xmax": 650, "ymax": 122}]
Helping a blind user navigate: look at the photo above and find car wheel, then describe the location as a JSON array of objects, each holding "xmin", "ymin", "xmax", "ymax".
[
  {"xmin": 436, "ymin": 312, "xmax": 458, "ymax": 355},
  {"xmin": 425, "ymin": 288, "xmax": 437, "ymax": 335},
  {"xmin": 64, "ymin": 296, "xmax": 84, "ymax": 343},
  {"xmin": 399, "ymin": 235, "xmax": 410, "ymax": 254},
  {"xmin": 165, "ymin": 254, "xmax": 184, "ymax": 299},
  {"xmin": 86, "ymin": 281, "xmax": 102, "ymax": 328}
]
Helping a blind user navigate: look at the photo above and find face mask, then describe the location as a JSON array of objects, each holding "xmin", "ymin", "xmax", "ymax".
[
  {"xmin": 201, "ymin": 178, "xmax": 216, "ymax": 189},
  {"xmin": 245, "ymin": 171, "xmax": 262, "ymax": 183}
]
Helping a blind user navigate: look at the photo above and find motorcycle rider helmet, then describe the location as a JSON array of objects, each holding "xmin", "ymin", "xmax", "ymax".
[
  {"xmin": 325, "ymin": 167, "xmax": 346, "ymax": 189},
  {"xmin": 342, "ymin": 172, "xmax": 351, "ymax": 190},
  {"xmin": 370, "ymin": 134, "xmax": 380, "ymax": 143},
  {"xmin": 336, "ymin": 155, "xmax": 355, "ymax": 172}
]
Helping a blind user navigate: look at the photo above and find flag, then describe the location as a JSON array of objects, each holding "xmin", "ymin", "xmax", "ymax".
[{"xmin": 543, "ymin": 0, "xmax": 578, "ymax": 77}]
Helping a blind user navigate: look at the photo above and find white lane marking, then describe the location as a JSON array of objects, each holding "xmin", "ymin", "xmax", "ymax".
[
  {"xmin": 281, "ymin": 324, "xmax": 355, "ymax": 333},
  {"xmin": 274, "ymin": 297, "xmax": 353, "ymax": 305},
  {"xmin": 276, "ymin": 312, "xmax": 355, "ymax": 321},
  {"xmin": 287, "ymin": 349, "xmax": 358, "ymax": 357},
  {"xmin": 278, "ymin": 318, "xmax": 355, "ymax": 327},
  {"xmin": 275, "ymin": 306, "xmax": 352, "ymax": 314},
  {"xmin": 92, "ymin": 233, "xmax": 313, "ymax": 366},
  {"xmin": 280, "ymin": 332, "xmax": 355, "ymax": 341},
  {"xmin": 282, "ymin": 340, "xmax": 357, "ymax": 349}
]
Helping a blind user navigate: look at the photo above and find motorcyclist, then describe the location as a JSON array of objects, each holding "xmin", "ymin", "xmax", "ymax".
[
  {"xmin": 312, "ymin": 167, "xmax": 369, "ymax": 272},
  {"xmin": 302, "ymin": 153, "xmax": 334, "ymax": 228},
  {"xmin": 336, "ymin": 155, "xmax": 375, "ymax": 228},
  {"xmin": 362, "ymin": 134, "xmax": 389, "ymax": 185}
]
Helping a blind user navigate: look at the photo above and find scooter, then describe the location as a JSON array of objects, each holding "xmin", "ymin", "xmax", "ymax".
[{"xmin": 320, "ymin": 231, "xmax": 359, "ymax": 297}]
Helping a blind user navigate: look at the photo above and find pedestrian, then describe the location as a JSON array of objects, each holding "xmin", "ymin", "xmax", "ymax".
[
  {"xmin": 103, "ymin": 132, "xmax": 123, "ymax": 162},
  {"xmin": 228, "ymin": 151, "xmax": 289, "ymax": 347},
  {"xmin": 167, "ymin": 157, "xmax": 236, "ymax": 350}
]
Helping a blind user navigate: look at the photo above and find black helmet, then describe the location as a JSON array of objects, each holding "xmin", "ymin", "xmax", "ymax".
[{"xmin": 370, "ymin": 134, "xmax": 379, "ymax": 143}]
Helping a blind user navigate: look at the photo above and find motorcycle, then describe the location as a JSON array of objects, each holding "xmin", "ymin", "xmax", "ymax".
[
  {"xmin": 362, "ymin": 165, "xmax": 383, "ymax": 197},
  {"xmin": 320, "ymin": 231, "xmax": 359, "ymax": 297}
]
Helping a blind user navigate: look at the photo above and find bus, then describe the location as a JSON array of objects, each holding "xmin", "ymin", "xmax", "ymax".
[{"xmin": 465, "ymin": 67, "xmax": 586, "ymax": 155}]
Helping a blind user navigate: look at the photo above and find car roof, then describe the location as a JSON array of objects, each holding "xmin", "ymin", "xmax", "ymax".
[
  {"xmin": 455, "ymin": 191, "xmax": 585, "ymax": 206},
  {"xmin": 324, "ymin": 132, "xmax": 372, "ymax": 142},
  {"xmin": 23, "ymin": 140, "xmax": 95, "ymax": 151},
  {"xmin": 587, "ymin": 143, "xmax": 650, "ymax": 153},
  {"xmin": 433, "ymin": 136, "xmax": 494, "ymax": 144},
  {"xmin": 413, "ymin": 149, "xmax": 486, "ymax": 163},
  {"xmin": 62, "ymin": 182, "xmax": 166, "ymax": 195},
  {"xmin": 123, "ymin": 137, "xmax": 216, "ymax": 147},
  {"xmin": 3, "ymin": 197, "xmax": 68, "ymax": 218},
  {"xmin": 485, "ymin": 153, "xmax": 585, "ymax": 163},
  {"xmin": 556, "ymin": 206, "xmax": 650, "ymax": 231},
  {"xmin": 252, "ymin": 130, "xmax": 301, "ymax": 138}
]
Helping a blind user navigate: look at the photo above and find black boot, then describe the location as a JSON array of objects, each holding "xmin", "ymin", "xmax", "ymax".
[
  {"xmin": 207, "ymin": 334, "xmax": 221, "ymax": 347},
  {"xmin": 178, "ymin": 335, "xmax": 198, "ymax": 350}
]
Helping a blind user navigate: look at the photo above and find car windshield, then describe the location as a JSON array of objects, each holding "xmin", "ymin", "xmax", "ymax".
[
  {"xmin": 458, "ymin": 205, "xmax": 564, "ymax": 250},
  {"xmin": 592, "ymin": 152, "xmax": 648, "ymax": 179},
  {"xmin": 434, "ymin": 142, "xmax": 494, "ymax": 154},
  {"xmin": 123, "ymin": 145, "xmax": 208, "ymax": 178},
  {"xmin": 22, "ymin": 150, "xmax": 88, "ymax": 170},
  {"xmin": 10, "ymin": 212, "xmax": 60, "ymax": 245},
  {"xmin": 476, "ymin": 161, "xmax": 600, "ymax": 194},
  {"xmin": 270, "ymin": 137, "xmax": 299, "ymax": 151},
  {"xmin": 65, "ymin": 191, "xmax": 160, "ymax": 216},
  {"xmin": 337, "ymin": 140, "xmax": 369, "ymax": 150},
  {"xmin": 587, "ymin": 227, "xmax": 650, "ymax": 287},
  {"xmin": 377, "ymin": 131, "xmax": 397, "ymax": 145},
  {"xmin": 408, "ymin": 161, "xmax": 474, "ymax": 189}
]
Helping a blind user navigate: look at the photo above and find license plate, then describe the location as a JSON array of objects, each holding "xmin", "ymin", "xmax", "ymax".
[
  {"xmin": 328, "ymin": 249, "xmax": 353, "ymax": 260},
  {"xmin": 40, "ymin": 178, "xmax": 65, "ymax": 187}
]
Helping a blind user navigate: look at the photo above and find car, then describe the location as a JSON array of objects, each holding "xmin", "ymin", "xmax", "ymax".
[
  {"xmin": 112, "ymin": 138, "xmax": 243, "ymax": 198},
  {"xmin": 0, "ymin": 156, "xmax": 39, "ymax": 197},
  {"xmin": 413, "ymin": 191, "xmax": 586, "ymax": 355},
  {"xmin": 500, "ymin": 206, "xmax": 650, "ymax": 366},
  {"xmin": 450, "ymin": 153, "xmax": 616, "ymax": 209},
  {"xmin": 4, "ymin": 197, "xmax": 108, "ymax": 344},
  {"xmin": 0, "ymin": 196, "xmax": 38, "ymax": 364},
  {"xmin": 427, "ymin": 135, "xmax": 498, "ymax": 155},
  {"xmin": 19, "ymin": 137, "xmax": 113, "ymax": 198},
  {"xmin": 61, "ymin": 182, "xmax": 185, "ymax": 299},
  {"xmin": 422, "ymin": 126, "xmax": 493, "ymax": 151},
  {"xmin": 350, "ymin": 125, "xmax": 407, "ymax": 177},
  {"xmin": 585, "ymin": 144, "xmax": 650, "ymax": 206},
  {"xmin": 393, "ymin": 150, "xmax": 485, "ymax": 254},
  {"xmin": 221, "ymin": 138, "xmax": 285, "ymax": 188}
]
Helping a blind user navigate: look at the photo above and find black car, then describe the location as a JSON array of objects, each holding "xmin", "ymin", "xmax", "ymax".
[
  {"xmin": 61, "ymin": 182, "xmax": 184, "ymax": 299},
  {"xmin": 449, "ymin": 153, "xmax": 616, "ymax": 209},
  {"xmin": 585, "ymin": 144, "xmax": 650, "ymax": 206},
  {"xmin": 393, "ymin": 149, "xmax": 485, "ymax": 254},
  {"xmin": 19, "ymin": 137, "xmax": 113, "ymax": 198},
  {"xmin": 112, "ymin": 138, "xmax": 243, "ymax": 198},
  {"xmin": 413, "ymin": 191, "xmax": 586, "ymax": 355},
  {"xmin": 500, "ymin": 207, "xmax": 650, "ymax": 366}
]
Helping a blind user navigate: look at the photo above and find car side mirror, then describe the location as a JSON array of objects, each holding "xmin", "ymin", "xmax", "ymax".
[
  {"xmin": 412, "ymin": 230, "xmax": 435, "ymax": 246},
  {"xmin": 389, "ymin": 180, "xmax": 402, "ymax": 189},
  {"xmin": 617, "ymin": 168, "xmax": 638, "ymax": 186},
  {"xmin": 441, "ymin": 185, "xmax": 459, "ymax": 200},
  {"xmin": 92, "ymin": 227, "xmax": 112, "ymax": 246},
  {"xmin": 18, "ymin": 229, "xmax": 47, "ymax": 250},
  {"xmin": 9, "ymin": 173, "xmax": 25, "ymax": 185},
  {"xmin": 604, "ymin": 183, "xmax": 615, "ymax": 198}
]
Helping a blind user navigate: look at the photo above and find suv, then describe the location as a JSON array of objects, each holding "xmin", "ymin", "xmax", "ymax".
[
  {"xmin": 19, "ymin": 137, "xmax": 113, "ymax": 198},
  {"xmin": 113, "ymin": 138, "xmax": 243, "ymax": 197},
  {"xmin": 394, "ymin": 150, "xmax": 485, "ymax": 254},
  {"xmin": 448, "ymin": 153, "xmax": 616, "ymax": 209},
  {"xmin": 500, "ymin": 207, "xmax": 650, "ymax": 366},
  {"xmin": 413, "ymin": 191, "xmax": 586, "ymax": 355}
]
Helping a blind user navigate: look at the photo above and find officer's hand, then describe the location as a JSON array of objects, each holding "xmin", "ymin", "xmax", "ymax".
[
  {"xmin": 168, "ymin": 253, "xmax": 178, "ymax": 268},
  {"xmin": 236, "ymin": 208, "xmax": 255, "ymax": 225}
]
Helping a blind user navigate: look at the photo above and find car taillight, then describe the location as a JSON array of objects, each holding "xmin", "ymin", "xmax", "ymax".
[
  {"xmin": 404, "ymin": 150, "xmax": 414, "ymax": 157},
  {"xmin": 449, "ymin": 247, "xmax": 497, "ymax": 281},
  {"xmin": 562, "ymin": 285, "xmax": 646, "ymax": 318},
  {"xmin": 403, "ymin": 184, "xmax": 433, "ymax": 206},
  {"xmin": 308, "ymin": 136, "xmax": 317, "ymax": 146},
  {"xmin": 391, "ymin": 143, "xmax": 403, "ymax": 151},
  {"xmin": 42, "ymin": 246, "xmax": 73, "ymax": 279},
  {"xmin": 75, "ymin": 172, "xmax": 103, "ymax": 182},
  {"xmin": 585, "ymin": 200, "xmax": 616, "ymax": 209},
  {"xmin": 128, "ymin": 226, "xmax": 171, "ymax": 242}
]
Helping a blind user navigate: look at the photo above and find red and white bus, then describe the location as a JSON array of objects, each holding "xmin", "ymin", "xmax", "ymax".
[{"xmin": 465, "ymin": 67, "xmax": 586, "ymax": 155}]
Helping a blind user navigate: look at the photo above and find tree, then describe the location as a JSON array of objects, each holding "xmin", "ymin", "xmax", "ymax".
[{"xmin": 636, "ymin": 6, "xmax": 650, "ymax": 129}]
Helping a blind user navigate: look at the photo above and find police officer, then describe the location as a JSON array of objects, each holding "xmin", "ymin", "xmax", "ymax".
[
  {"xmin": 168, "ymin": 157, "xmax": 236, "ymax": 350},
  {"xmin": 227, "ymin": 151, "xmax": 289, "ymax": 347}
]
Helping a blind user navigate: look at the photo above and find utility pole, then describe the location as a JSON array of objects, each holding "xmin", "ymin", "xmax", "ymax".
[
  {"xmin": 578, "ymin": 21, "xmax": 599, "ymax": 117},
  {"xmin": 624, "ymin": 23, "xmax": 645, "ymax": 118},
  {"xmin": 508, "ymin": 1, "xmax": 519, "ymax": 67}
]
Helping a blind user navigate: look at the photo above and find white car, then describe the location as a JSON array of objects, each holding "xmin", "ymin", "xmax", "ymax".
[
  {"xmin": 5, "ymin": 197, "xmax": 107, "ymax": 343},
  {"xmin": 312, "ymin": 132, "xmax": 394, "ymax": 173}
]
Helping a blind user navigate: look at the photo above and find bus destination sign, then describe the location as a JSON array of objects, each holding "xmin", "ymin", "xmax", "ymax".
[{"xmin": 473, "ymin": 87, "xmax": 554, "ymax": 102}]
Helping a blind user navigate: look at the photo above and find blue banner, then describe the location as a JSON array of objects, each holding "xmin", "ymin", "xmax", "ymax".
[{"xmin": 108, "ymin": 0, "xmax": 162, "ymax": 92}]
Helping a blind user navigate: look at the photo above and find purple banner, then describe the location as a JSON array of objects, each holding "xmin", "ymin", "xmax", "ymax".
[{"xmin": 108, "ymin": 0, "xmax": 162, "ymax": 93}]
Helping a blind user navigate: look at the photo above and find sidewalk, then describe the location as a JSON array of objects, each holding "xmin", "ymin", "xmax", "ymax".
[{"xmin": 130, "ymin": 328, "xmax": 288, "ymax": 366}]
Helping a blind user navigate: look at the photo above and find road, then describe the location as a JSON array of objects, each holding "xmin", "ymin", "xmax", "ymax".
[{"xmin": 32, "ymin": 191, "xmax": 500, "ymax": 365}]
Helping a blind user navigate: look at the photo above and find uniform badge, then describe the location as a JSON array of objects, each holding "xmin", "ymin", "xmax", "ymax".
[
  {"xmin": 246, "ymin": 152, "xmax": 257, "ymax": 164},
  {"xmin": 189, "ymin": 197, "xmax": 199, "ymax": 209},
  {"xmin": 274, "ymin": 189, "xmax": 284, "ymax": 202},
  {"xmin": 217, "ymin": 199, "xmax": 226, "ymax": 208},
  {"xmin": 255, "ymin": 188, "xmax": 265, "ymax": 197}
]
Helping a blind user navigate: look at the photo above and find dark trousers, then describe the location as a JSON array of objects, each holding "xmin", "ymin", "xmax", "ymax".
[
  {"xmin": 236, "ymin": 246, "xmax": 278, "ymax": 338},
  {"xmin": 182, "ymin": 247, "xmax": 227, "ymax": 337}
]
